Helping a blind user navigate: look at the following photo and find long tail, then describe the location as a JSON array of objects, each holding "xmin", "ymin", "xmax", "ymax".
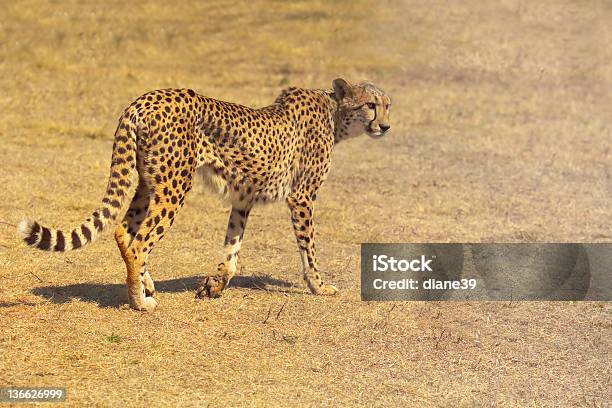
[{"xmin": 18, "ymin": 111, "xmax": 139, "ymax": 252}]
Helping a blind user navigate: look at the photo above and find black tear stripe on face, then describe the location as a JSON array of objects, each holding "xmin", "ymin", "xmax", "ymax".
[{"xmin": 368, "ymin": 103, "xmax": 378, "ymax": 131}]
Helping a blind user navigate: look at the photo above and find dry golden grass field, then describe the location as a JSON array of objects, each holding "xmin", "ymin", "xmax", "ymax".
[{"xmin": 0, "ymin": 0, "xmax": 611, "ymax": 406}]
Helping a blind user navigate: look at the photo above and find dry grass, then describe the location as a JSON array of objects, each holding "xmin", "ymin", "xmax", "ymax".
[{"xmin": 0, "ymin": 0, "xmax": 611, "ymax": 406}]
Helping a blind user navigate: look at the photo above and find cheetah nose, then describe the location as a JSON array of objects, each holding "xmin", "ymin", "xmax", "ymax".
[{"xmin": 379, "ymin": 124, "xmax": 390, "ymax": 133}]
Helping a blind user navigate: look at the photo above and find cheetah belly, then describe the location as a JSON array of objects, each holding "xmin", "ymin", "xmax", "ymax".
[
  {"xmin": 197, "ymin": 163, "xmax": 294, "ymax": 207},
  {"xmin": 198, "ymin": 166, "xmax": 231, "ymax": 203}
]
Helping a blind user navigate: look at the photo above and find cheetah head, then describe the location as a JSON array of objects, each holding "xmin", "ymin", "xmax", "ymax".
[{"xmin": 332, "ymin": 78, "xmax": 391, "ymax": 140}]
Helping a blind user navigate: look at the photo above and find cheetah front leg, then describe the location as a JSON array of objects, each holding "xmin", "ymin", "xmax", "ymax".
[
  {"xmin": 196, "ymin": 206, "xmax": 250, "ymax": 299},
  {"xmin": 287, "ymin": 194, "xmax": 338, "ymax": 296}
]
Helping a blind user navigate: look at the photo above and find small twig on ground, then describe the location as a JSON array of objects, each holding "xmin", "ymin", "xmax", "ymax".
[
  {"xmin": 343, "ymin": 256, "xmax": 352, "ymax": 271},
  {"xmin": 434, "ymin": 329, "xmax": 446, "ymax": 349},
  {"xmin": 28, "ymin": 271, "xmax": 43, "ymax": 282},
  {"xmin": 252, "ymin": 282, "xmax": 267, "ymax": 291},
  {"xmin": 374, "ymin": 304, "xmax": 397, "ymax": 330},
  {"xmin": 0, "ymin": 220, "xmax": 17, "ymax": 228},
  {"xmin": 263, "ymin": 305, "xmax": 272, "ymax": 324},
  {"xmin": 276, "ymin": 300, "xmax": 288, "ymax": 320}
]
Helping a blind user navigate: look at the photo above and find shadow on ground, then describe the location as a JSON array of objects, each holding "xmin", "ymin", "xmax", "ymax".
[{"xmin": 28, "ymin": 275, "xmax": 293, "ymax": 308}]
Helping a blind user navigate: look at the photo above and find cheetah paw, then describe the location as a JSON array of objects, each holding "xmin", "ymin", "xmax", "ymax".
[
  {"xmin": 310, "ymin": 283, "xmax": 339, "ymax": 296},
  {"xmin": 195, "ymin": 275, "xmax": 228, "ymax": 299},
  {"xmin": 129, "ymin": 295, "xmax": 158, "ymax": 312}
]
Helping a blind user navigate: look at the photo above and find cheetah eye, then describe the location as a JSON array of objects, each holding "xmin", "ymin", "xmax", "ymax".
[{"xmin": 366, "ymin": 103, "xmax": 376, "ymax": 110}]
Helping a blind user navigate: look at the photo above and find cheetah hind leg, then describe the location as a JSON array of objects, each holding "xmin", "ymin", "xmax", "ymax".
[
  {"xmin": 115, "ymin": 222, "xmax": 158, "ymax": 312},
  {"xmin": 123, "ymin": 183, "xmax": 188, "ymax": 311},
  {"xmin": 115, "ymin": 185, "xmax": 158, "ymax": 310}
]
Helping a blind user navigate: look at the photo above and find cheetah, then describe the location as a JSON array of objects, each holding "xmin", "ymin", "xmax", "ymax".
[{"xmin": 18, "ymin": 78, "xmax": 391, "ymax": 311}]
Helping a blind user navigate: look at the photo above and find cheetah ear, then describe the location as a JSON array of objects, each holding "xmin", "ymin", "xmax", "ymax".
[{"xmin": 332, "ymin": 78, "xmax": 352, "ymax": 101}]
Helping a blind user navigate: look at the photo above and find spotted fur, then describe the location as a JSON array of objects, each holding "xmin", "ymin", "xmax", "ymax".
[{"xmin": 19, "ymin": 78, "xmax": 391, "ymax": 311}]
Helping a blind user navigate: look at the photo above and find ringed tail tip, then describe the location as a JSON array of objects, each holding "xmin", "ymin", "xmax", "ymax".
[{"xmin": 18, "ymin": 219, "xmax": 38, "ymax": 244}]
